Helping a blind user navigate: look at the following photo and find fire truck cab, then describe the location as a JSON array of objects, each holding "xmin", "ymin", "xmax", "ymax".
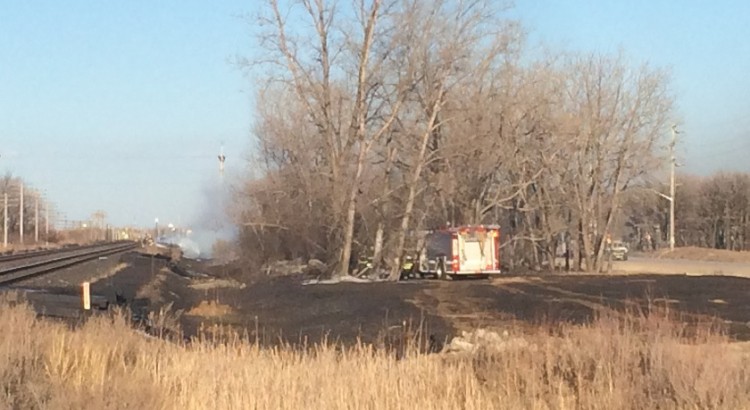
[{"xmin": 414, "ymin": 225, "xmax": 501, "ymax": 279}]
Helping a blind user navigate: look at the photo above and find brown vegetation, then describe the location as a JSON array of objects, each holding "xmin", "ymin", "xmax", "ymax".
[
  {"xmin": 1, "ymin": 298, "xmax": 749, "ymax": 409},
  {"xmin": 0, "ymin": 173, "xmax": 56, "ymax": 246},
  {"xmin": 626, "ymin": 172, "xmax": 750, "ymax": 252},
  {"xmin": 186, "ymin": 300, "xmax": 235, "ymax": 317},
  {"xmin": 89, "ymin": 262, "xmax": 131, "ymax": 284}
]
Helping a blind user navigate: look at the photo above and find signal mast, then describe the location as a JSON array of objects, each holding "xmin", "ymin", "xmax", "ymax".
[{"xmin": 218, "ymin": 144, "xmax": 226, "ymax": 178}]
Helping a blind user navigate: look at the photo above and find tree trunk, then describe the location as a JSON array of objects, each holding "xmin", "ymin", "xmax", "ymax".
[
  {"xmin": 372, "ymin": 146, "xmax": 396, "ymax": 273},
  {"xmin": 372, "ymin": 227, "xmax": 384, "ymax": 268},
  {"xmin": 547, "ymin": 240, "xmax": 557, "ymax": 272},
  {"xmin": 336, "ymin": 0, "xmax": 382, "ymax": 277},
  {"xmin": 389, "ymin": 89, "xmax": 444, "ymax": 280},
  {"xmin": 580, "ymin": 215, "xmax": 593, "ymax": 272},
  {"xmin": 523, "ymin": 211, "xmax": 541, "ymax": 270},
  {"xmin": 338, "ymin": 142, "xmax": 369, "ymax": 277}
]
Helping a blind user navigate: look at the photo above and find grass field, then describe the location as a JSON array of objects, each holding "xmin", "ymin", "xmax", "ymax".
[{"xmin": 1, "ymin": 295, "xmax": 749, "ymax": 410}]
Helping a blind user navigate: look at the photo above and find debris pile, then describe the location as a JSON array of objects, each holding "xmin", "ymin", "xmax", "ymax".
[
  {"xmin": 262, "ymin": 259, "xmax": 308, "ymax": 277},
  {"xmin": 304, "ymin": 259, "xmax": 328, "ymax": 278},
  {"xmin": 302, "ymin": 275, "xmax": 385, "ymax": 285},
  {"xmin": 444, "ymin": 329, "xmax": 532, "ymax": 354},
  {"xmin": 261, "ymin": 258, "xmax": 392, "ymax": 284}
]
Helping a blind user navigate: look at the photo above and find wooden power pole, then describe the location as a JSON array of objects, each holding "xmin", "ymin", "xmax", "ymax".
[
  {"xmin": 34, "ymin": 196, "xmax": 39, "ymax": 243},
  {"xmin": 3, "ymin": 193, "xmax": 7, "ymax": 248},
  {"xmin": 19, "ymin": 182, "xmax": 23, "ymax": 244},
  {"xmin": 669, "ymin": 125, "xmax": 678, "ymax": 252}
]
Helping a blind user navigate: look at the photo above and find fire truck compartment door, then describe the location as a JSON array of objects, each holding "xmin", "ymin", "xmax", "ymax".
[{"xmin": 461, "ymin": 240, "xmax": 484, "ymax": 270}]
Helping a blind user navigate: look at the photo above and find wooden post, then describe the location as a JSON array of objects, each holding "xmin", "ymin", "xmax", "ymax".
[
  {"xmin": 3, "ymin": 193, "xmax": 7, "ymax": 248},
  {"xmin": 19, "ymin": 183, "xmax": 23, "ymax": 244},
  {"xmin": 81, "ymin": 282, "xmax": 91, "ymax": 310},
  {"xmin": 34, "ymin": 196, "xmax": 39, "ymax": 244}
]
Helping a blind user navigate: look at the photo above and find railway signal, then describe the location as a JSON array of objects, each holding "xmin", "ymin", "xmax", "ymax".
[{"xmin": 218, "ymin": 145, "xmax": 226, "ymax": 177}]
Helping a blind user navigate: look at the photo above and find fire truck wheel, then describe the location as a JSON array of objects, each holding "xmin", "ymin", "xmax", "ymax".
[{"xmin": 436, "ymin": 263, "xmax": 450, "ymax": 281}]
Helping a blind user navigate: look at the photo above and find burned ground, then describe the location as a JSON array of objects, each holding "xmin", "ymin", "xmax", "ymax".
[
  {"xmin": 12, "ymin": 250, "xmax": 750, "ymax": 345},
  {"xmin": 91, "ymin": 252, "xmax": 750, "ymax": 345}
]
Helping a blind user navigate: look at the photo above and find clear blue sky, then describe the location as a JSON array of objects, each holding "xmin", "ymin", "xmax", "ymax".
[
  {"xmin": 1, "ymin": 1, "xmax": 749, "ymax": 229},
  {"xmin": 511, "ymin": 0, "xmax": 750, "ymax": 174}
]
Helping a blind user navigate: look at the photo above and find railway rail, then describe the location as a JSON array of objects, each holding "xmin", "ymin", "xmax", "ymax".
[
  {"xmin": 0, "ymin": 241, "xmax": 138, "ymax": 286},
  {"xmin": 0, "ymin": 243, "xmax": 106, "ymax": 263}
]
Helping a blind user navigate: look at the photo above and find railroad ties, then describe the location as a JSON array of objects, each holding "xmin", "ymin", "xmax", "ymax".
[{"xmin": 0, "ymin": 242, "xmax": 138, "ymax": 318}]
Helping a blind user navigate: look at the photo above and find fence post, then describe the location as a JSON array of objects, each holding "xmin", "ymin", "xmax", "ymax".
[{"xmin": 81, "ymin": 282, "xmax": 91, "ymax": 310}]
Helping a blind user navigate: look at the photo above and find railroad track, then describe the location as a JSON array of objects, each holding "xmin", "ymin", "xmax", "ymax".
[
  {"xmin": 0, "ymin": 243, "xmax": 104, "ymax": 263},
  {"xmin": 0, "ymin": 241, "xmax": 138, "ymax": 286}
]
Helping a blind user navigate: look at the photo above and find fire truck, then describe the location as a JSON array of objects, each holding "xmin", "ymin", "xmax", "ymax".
[{"xmin": 408, "ymin": 225, "xmax": 502, "ymax": 279}]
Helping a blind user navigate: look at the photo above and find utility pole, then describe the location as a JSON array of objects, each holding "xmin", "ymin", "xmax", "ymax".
[
  {"xmin": 19, "ymin": 182, "xmax": 23, "ymax": 244},
  {"xmin": 669, "ymin": 125, "xmax": 678, "ymax": 252},
  {"xmin": 45, "ymin": 203, "xmax": 49, "ymax": 246},
  {"xmin": 34, "ymin": 196, "xmax": 39, "ymax": 243},
  {"xmin": 3, "ymin": 193, "xmax": 7, "ymax": 248}
]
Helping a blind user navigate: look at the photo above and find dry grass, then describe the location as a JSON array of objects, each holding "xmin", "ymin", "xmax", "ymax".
[
  {"xmin": 186, "ymin": 300, "xmax": 235, "ymax": 317},
  {"xmin": 89, "ymin": 262, "xmax": 130, "ymax": 284},
  {"xmin": 189, "ymin": 278, "xmax": 245, "ymax": 291},
  {"xmin": 134, "ymin": 270, "xmax": 170, "ymax": 304},
  {"xmin": 0, "ymin": 243, "xmax": 61, "ymax": 254},
  {"xmin": 0, "ymin": 296, "xmax": 749, "ymax": 409},
  {"xmin": 657, "ymin": 246, "xmax": 750, "ymax": 264}
]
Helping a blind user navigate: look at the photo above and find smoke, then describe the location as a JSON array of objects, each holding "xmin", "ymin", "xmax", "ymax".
[{"xmin": 186, "ymin": 174, "xmax": 238, "ymax": 259}]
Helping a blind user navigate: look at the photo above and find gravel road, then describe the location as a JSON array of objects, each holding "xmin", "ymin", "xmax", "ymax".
[{"xmin": 614, "ymin": 256, "xmax": 750, "ymax": 277}]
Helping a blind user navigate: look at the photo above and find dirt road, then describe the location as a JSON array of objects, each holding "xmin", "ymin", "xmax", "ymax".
[{"xmin": 614, "ymin": 256, "xmax": 750, "ymax": 277}]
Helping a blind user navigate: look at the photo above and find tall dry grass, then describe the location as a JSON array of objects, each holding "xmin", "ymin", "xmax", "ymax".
[{"xmin": 0, "ymin": 296, "xmax": 749, "ymax": 410}]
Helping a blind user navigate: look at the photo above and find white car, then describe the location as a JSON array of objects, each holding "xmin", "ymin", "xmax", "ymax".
[{"xmin": 606, "ymin": 241, "xmax": 629, "ymax": 261}]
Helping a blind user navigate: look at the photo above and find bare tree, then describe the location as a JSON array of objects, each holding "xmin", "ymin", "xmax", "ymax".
[
  {"xmin": 238, "ymin": 2, "xmax": 677, "ymax": 277},
  {"xmin": 245, "ymin": 0, "xmax": 419, "ymax": 276},
  {"xmin": 386, "ymin": 0, "xmax": 520, "ymax": 279},
  {"xmin": 0, "ymin": 174, "xmax": 52, "ymax": 244},
  {"xmin": 653, "ymin": 172, "xmax": 750, "ymax": 251},
  {"xmin": 559, "ymin": 54, "xmax": 673, "ymax": 271}
]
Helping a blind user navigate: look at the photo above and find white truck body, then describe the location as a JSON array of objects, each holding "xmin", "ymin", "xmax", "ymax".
[{"xmin": 417, "ymin": 225, "xmax": 501, "ymax": 277}]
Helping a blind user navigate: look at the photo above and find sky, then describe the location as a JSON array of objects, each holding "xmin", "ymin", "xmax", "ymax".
[
  {"xmin": 1, "ymin": 1, "xmax": 749, "ymax": 229},
  {"xmin": 511, "ymin": 0, "xmax": 750, "ymax": 173}
]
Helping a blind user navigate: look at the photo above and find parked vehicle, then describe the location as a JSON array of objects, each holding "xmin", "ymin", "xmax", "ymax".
[
  {"xmin": 410, "ymin": 225, "xmax": 502, "ymax": 279},
  {"xmin": 606, "ymin": 241, "xmax": 629, "ymax": 261}
]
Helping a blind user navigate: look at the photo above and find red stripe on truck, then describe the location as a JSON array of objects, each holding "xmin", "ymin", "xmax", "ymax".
[{"xmin": 451, "ymin": 235, "xmax": 459, "ymax": 272}]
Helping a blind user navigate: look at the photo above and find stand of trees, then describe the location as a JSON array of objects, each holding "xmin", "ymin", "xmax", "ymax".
[
  {"xmin": 624, "ymin": 172, "xmax": 750, "ymax": 251},
  {"xmin": 236, "ymin": 0, "xmax": 674, "ymax": 276},
  {"xmin": 0, "ymin": 174, "xmax": 53, "ymax": 245}
]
